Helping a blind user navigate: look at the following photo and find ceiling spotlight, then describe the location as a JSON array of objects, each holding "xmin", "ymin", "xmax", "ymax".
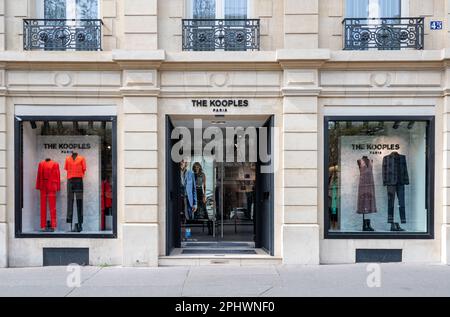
[
  {"xmin": 57, "ymin": 121, "xmax": 64, "ymax": 132},
  {"xmin": 393, "ymin": 121, "xmax": 401, "ymax": 129},
  {"xmin": 407, "ymin": 121, "xmax": 415, "ymax": 130},
  {"xmin": 30, "ymin": 121, "xmax": 37, "ymax": 129}
]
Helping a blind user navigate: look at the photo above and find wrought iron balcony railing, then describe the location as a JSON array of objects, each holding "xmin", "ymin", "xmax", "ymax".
[
  {"xmin": 343, "ymin": 17, "xmax": 424, "ymax": 50},
  {"xmin": 182, "ymin": 19, "xmax": 260, "ymax": 51},
  {"xmin": 23, "ymin": 19, "xmax": 103, "ymax": 51}
]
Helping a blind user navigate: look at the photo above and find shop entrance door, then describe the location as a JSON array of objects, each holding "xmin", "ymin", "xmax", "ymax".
[
  {"xmin": 212, "ymin": 161, "xmax": 257, "ymax": 244},
  {"xmin": 166, "ymin": 115, "xmax": 274, "ymax": 255}
]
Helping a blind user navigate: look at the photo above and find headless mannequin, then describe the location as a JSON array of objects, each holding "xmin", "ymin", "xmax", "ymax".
[
  {"xmin": 44, "ymin": 158, "xmax": 53, "ymax": 231},
  {"xmin": 66, "ymin": 152, "xmax": 85, "ymax": 232},
  {"xmin": 359, "ymin": 156, "xmax": 375, "ymax": 232}
]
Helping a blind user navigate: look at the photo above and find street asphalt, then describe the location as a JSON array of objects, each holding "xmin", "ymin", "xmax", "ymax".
[{"xmin": 0, "ymin": 263, "xmax": 449, "ymax": 297}]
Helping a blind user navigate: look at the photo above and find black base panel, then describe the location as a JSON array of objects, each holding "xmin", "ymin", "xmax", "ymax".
[
  {"xmin": 43, "ymin": 248, "xmax": 89, "ymax": 266},
  {"xmin": 356, "ymin": 249, "xmax": 402, "ymax": 263}
]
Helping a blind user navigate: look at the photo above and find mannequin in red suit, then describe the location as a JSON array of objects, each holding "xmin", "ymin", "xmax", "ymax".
[
  {"xmin": 101, "ymin": 178, "xmax": 112, "ymax": 230},
  {"xmin": 36, "ymin": 158, "xmax": 61, "ymax": 232}
]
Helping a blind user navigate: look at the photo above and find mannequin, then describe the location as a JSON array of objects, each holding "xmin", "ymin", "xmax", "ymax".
[
  {"xmin": 328, "ymin": 165, "xmax": 339, "ymax": 230},
  {"xmin": 356, "ymin": 156, "xmax": 377, "ymax": 231},
  {"xmin": 179, "ymin": 159, "xmax": 197, "ymax": 240},
  {"xmin": 101, "ymin": 176, "xmax": 113, "ymax": 231},
  {"xmin": 65, "ymin": 152, "xmax": 87, "ymax": 232},
  {"xmin": 382, "ymin": 151, "xmax": 409, "ymax": 232},
  {"xmin": 36, "ymin": 158, "xmax": 60, "ymax": 232}
]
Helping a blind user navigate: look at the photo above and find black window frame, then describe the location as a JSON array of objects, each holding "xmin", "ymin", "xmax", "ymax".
[
  {"xmin": 324, "ymin": 115, "xmax": 435, "ymax": 239},
  {"xmin": 14, "ymin": 115, "xmax": 118, "ymax": 239}
]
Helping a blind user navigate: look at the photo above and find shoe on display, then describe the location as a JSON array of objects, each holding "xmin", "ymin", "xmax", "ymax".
[
  {"xmin": 390, "ymin": 222, "xmax": 397, "ymax": 231},
  {"xmin": 362, "ymin": 219, "xmax": 375, "ymax": 232},
  {"xmin": 366, "ymin": 219, "xmax": 375, "ymax": 231},
  {"xmin": 395, "ymin": 223, "xmax": 405, "ymax": 232}
]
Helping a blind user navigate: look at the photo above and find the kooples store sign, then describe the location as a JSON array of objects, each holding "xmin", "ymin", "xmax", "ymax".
[
  {"xmin": 191, "ymin": 99, "xmax": 249, "ymax": 113},
  {"xmin": 44, "ymin": 143, "xmax": 91, "ymax": 154},
  {"xmin": 351, "ymin": 143, "xmax": 400, "ymax": 155}
]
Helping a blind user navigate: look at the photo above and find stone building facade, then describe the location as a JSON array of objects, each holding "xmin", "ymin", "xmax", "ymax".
[{"xmin": 0, "ymin": 0, "xmax": 449, "ymax": 267}]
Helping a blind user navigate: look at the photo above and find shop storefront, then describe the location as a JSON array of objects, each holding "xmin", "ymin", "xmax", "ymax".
[
  {"xmin": 165, "ymin": 114, "xmax": 275, "ymax": 256},
  {"xmin": 324, "ymin": 116, "xmax": 434, "ymax": 238},
  {"xmin": 0, "ymin": 52, "xmax": 447, "ymax": 267},
  {"xmin": 15, "ymin": 115, "xmax": 117, "ymax": 238},
  {"xmin": 158, "ymin": 94, "xmax": 283, "ymax": 263}
]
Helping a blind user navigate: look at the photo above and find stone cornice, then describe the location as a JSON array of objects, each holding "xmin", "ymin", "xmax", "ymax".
[
  {"xmin": 112, "ymin": 50, "xmax": 165, "ymax": 69},
  {"xmin": 1, "ymin": 49, "xmax": 450, "ymax": 72},
  {"xmin": 153, "ymin": 49, "xmax": 450, "ymax": 71},
  {"xmin": 281, "ymin": 87, "xmax": 322, "ymax": 97}
]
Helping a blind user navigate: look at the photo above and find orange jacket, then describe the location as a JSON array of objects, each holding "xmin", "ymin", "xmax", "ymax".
[
  {"xmin": 36, "ymin": 160, "xmax": 61, "ymax": 192},
  {"xmin": 64, "ymin": 155, "xmax": 87, "ymax": 179}
]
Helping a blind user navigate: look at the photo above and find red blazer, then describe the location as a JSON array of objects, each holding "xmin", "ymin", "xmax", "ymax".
[
  {"xmin": 101, "ymin": 180, "xmax": 113, "ymax": 211},
  {"xmin": 36, "ymin": 160, "xmax": 61, "ymax": 192}
]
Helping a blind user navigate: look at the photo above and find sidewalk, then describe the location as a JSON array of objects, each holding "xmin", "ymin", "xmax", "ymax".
[{"xmin": 0, "ymin": 263, "xmax": 449, "ymax": 297}]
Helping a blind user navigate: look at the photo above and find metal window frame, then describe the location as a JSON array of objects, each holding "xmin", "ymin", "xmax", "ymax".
[
  {"xmin": 14, "ymin": 115, "xmax": 118, "ymax": 239},
  {"xmin": 323, "ymin": 115, "xmax": 435, "ymax": 240}
]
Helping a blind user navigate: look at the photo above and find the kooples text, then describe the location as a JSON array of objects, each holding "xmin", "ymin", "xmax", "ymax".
[
  {"xmin": 351, "ymin": 144, "xmax": 400, "ymax": 151},
  {"xmin": 192, "ymin": 99, "xmax": 249, "ymax": 108},
  {"xmin": 43, "ymin": 143, "xmax": 91, "ymax": 150}
]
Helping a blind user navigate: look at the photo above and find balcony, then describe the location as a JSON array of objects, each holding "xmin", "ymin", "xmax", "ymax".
[
  {"xmin": 182, "ymin": 19, "xmax": 260, "ymax": 51},
  {"xmin": 23, "ymin": 19, "xmax": 103, "ymax": 51},
  {"xmin": 343, "ymin": 17, "xmax": 424, "ymax": 50}
]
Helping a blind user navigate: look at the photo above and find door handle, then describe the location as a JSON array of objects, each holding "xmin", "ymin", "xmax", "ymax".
[{"xmin": 263, "ymin": 192, "xmax": 270, "ymax": 200}]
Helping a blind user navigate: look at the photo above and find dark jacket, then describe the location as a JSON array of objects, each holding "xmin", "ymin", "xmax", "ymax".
[{"xmin": 382, "ymin": 152, "xmax": 409, "ymax": 186}]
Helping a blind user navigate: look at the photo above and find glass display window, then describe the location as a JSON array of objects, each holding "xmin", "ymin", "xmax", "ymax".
[
  {"xmin": 324, "ymin": 117, "xmax": 434, "ymax": 238},
  {"xmin": 15, "ymin": 116, "xmax": 117, "ymax": 237}
]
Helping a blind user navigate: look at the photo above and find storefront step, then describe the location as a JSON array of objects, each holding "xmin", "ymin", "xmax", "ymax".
[{"xmin": 158, "ymin": 254, "xmax": 282, "ymax": 266}]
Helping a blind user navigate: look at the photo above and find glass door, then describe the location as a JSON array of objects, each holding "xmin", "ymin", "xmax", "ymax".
[{"xmin": 214, "ymin": 161, "xmax": 256, "ymax": 243}]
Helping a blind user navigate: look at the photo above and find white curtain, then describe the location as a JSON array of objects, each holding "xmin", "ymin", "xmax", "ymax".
[
  {"xmin": 76, "ymin": 0, "xmax": 98, "ymax": 19},
  {"xmin": 224, "ymin": 0, "xmax": 247, "ymax": 19},
  {"xmin": 379, "ymin": 0, "xmax": 401, "ymax": 18},
  {"xmin": 346, "ymin": 0, "xmax": 401, "ymax": 18},
  {"xmin": 193, "ymin": 0, "xmax": 216, "ymax": 19},
  {"xmin": 345, "ymin": 0, "xmax": 369, "ymax": 18},
  {"xmin": 44, "ymin": 0, "xmax": 98, "ymax": 19},
  {"xmin": 44, "ymin": 0, "xmax": 66, "ymax": 19}
]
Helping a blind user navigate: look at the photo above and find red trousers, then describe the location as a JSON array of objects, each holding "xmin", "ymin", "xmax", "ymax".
[{"xmin": 40, "ymin": 190, "xmax": 57, "ymax": 229}]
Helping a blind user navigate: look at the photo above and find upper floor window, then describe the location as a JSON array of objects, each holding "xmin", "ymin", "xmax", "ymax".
[
  {"xmin": 346, "ymin": 0, "xmax": 401, "ymax": 19},
  {"xmin": 189, "ymin": 0, "xmax": 249, "ymax": 19},
  {"xmin": 24, "ymin": 0, "xmax": 102, "ymax": 51},
  {"xmin": 343, "ymin": 0, "xmax": 423, "ymax": 51},
  {"xmin": 39, "ymin": 0, "xmax": 99, "ymax": 20},
  {"xmin": 182, "ymin": 0, "xmax": 260, "ymax": 51}
]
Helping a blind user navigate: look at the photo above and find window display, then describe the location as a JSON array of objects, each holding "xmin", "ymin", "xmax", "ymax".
[
  {"xmin": 15, "ymin": 117, "xmax": 116, "ymax": 236},
  {"xmin": 325, "ymin": 118, "xmax": 434, "ymax": 237}
]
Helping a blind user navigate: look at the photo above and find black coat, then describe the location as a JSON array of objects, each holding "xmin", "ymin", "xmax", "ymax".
[{"xmin": 382, "ymin": 152, "xmax": 409, "ymax": 186}]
